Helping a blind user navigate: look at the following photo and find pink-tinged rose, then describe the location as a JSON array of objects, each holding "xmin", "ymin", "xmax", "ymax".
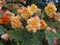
[
  {"xmin": 5, "ymin": 10, "xmax": 11, "ymax": 15},
  {"xmin": 20, "ymin": 0, "xmax": 26, "ymax": 4},
  {"xmin": 53, "ymin": 40, "xmax": 57, "ymax": 45},
  {"xmin": 21, "ymin": 26, "xmax": 24, "ymax": 29},
  {"xmin": 10, "ymin": 38, "xmax": 13, "ymax": 41},
  {"xmin": 48, "ymin": 14, "xmax": 53, "ymax": 18},
  {"xmin": 0, "ymin": 6, "xmax": 2, "ymax": 9},
  {"xmin": 36, "ymin": 8, "xmax": 41, "ymax": 12},
  {"xmin": 46, "ymin": 26, "xmax": 52, "ymax": 30},
  {"xmin": 51, "ymin": 28, "xmax": 56, "ymax": 34},
  {"xmin": 0, "ymin": 7, "xmax": 2, "ymax": 13},
  {"xmin": 1, "ymin": 33, "xmax": 10, "ymax": 40}
]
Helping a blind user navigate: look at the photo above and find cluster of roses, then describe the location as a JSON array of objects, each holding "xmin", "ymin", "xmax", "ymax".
[
  {"xmin": 0, "ymin": 3, "xmax": 47, "ymax": 41},
  {"xmin": 0, "ymin": 4, "xmax": 47, "ymax": 32},
  {"xmin": 0, "ymin": 1, "xmax": 59, "ymax": 45}
]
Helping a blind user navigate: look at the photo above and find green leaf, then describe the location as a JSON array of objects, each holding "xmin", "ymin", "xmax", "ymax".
[
  {"xmin": 45, "ymin": 30, "xmax": 58, "ymax": 39},
  {"xmin": 45, "ymin": 30, "xmax": 59, "ymax": 45},
  {"xmin": 7, "ymin": 29, "xmax": 44, "ymax": 45},
  {"xmin": 0, "ymin": 25, "xmax": 5, "ymax": 34},
  {"xmin": 17, "ymin": 3, "xmax": 23, "ymax": 7},
  {"xmin": 32, "ymin": 0, "xmax": 40, "ymax": 4},
  {"xmin": 7, "ymin": 29, "xmax": 32, "ymax": 45},
  {"xmin": 30, "ymin": 31, "xmax": 44, "ymax": 45},
  {"xmin": 0, "ymin": 14, "xmax": 3, "ymax": 18},
  {"xmin": 0, "ymin": 41, "xmax": 4, "ymax": 45},
  {"xmin": 56, "ymin": 28, "xmax": 60, "ymax": 39},
  {"xmin": 48, "ymin": 39, "xmax": 54, "ymax": 45},
  {"xmin": 6, "ymin": 29, "xmax": 23, "ymax": 41},
  {"xmin": 21, "ymin": 30, "xmax": 33, "ymax": 45},
  {"xmin": 12, "ymin": 9, "xmax": 17, "ymax": 14},
  {"xmin": 47, "ymin": 22, "xmax": 60, "ymax": 28}
]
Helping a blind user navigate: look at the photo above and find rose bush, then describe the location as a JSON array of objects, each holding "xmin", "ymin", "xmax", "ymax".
[{"xmin": 0, "ymin": 0, "xmax": 60, "ymax": 45}]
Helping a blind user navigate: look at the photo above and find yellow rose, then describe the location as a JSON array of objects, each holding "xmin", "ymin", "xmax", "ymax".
[
  {"xmin": 26, "ymin": 16, "xmax": 41, "ymax": 33},
  {"xmin": 30, "ymin": 4, "xmax": 37, "ymax": 12},
  {"xmin": 45, "ymin": 2, "xmax": 57, "ymax": 15}
]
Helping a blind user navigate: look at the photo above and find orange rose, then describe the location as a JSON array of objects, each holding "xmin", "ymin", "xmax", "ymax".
[
  {"xmin": 10, "ymin": 16, "xmax": 22, "ymax": 28},
  {"xmin": 0, "ymin": 18, "xmax": 3, "ymax": 24},
  {"xmin": 21, "ymin": 7, "xmax": 32, "ymax": 19},
  {"xmin": 40, "ymin": 20, "xmax": 47, "ymax": 29},
  {"xmin": 2, "ymin": 14, "xmax": 10, "ymax": 24}
]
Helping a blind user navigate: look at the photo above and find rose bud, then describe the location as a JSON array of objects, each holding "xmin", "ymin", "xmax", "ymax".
[{"xmin": 1, "ymin": 33, "xmax": 10, "ymax": 40}]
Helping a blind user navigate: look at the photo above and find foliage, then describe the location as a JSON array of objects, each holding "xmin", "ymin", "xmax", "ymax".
[{"xmin": 0, "ymin": 0, "xmax": 60, "ymax": 45}]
